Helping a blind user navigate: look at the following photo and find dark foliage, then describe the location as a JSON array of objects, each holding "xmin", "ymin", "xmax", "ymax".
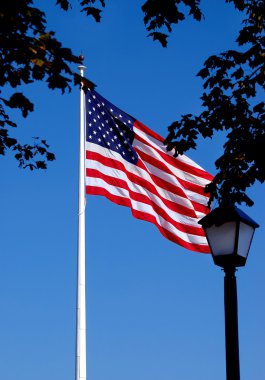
[
  {"xmin": 163, "ymin": 0, "xmax": 265, "ymax": 206},
  {"xmin": 141, "ymin": 0, "xmax": 202, "ymax": 47},
  {"xmin": 1, "ymin": 0, "xmax": 264, "ymax": 207},
  {"xmin": 0, "ymin": 0, "xmax": 96, "ymax": 169}
]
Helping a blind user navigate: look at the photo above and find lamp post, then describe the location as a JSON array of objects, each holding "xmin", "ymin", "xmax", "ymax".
[{"xmin": 199, "ymin": 205, "xmax": 259, "ymax": 380}]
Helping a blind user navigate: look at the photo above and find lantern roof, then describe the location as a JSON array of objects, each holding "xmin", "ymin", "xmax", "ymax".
[{"xmin": 199, "ymin": 205, "xmax": 259, "ymax": 229}]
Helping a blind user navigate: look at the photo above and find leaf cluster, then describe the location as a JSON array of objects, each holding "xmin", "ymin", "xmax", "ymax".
[
  {"xmin": 1, "ymin": 0, "xmax": 264, "ymax": 208},
  {"xmin": 141, "ymin": 0, "xmax": 202, "ymax": 47},
  {"xmin": 0, "ymin": 0, "xmax": 96, "ymax": 169},
  {"xmin": 165, "ymin": 0, "xmax": 265, "ymax": 206},
  {"xmin": 57, "ymin": 0, "xmax": 106, "ymax": 22}
]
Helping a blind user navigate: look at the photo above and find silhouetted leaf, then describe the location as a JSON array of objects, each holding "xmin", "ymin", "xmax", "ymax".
[
  {"xmin": 81, "ymin": 6, "xmax": 102, "ymax": 22},
  {"xmin": 148, "ymin": 32, "xmax": 168, "ymax": 47},
  {"xmin": 253, "ymin": 102, "xmax": 264, "ymax": 113},
  {"xmin": 56, "ymin": 0, "xmax": 71, "ymax": 11}
]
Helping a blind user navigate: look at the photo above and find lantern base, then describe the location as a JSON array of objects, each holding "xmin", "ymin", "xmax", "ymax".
[{"xmin": 213, "ymin": 254, "xmax": 246, "ymax": 268}]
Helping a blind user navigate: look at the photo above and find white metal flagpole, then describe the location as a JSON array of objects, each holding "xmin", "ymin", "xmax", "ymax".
[{"xmin": 76, "ymin": 60, "xmax": 87, "ymax": 380}]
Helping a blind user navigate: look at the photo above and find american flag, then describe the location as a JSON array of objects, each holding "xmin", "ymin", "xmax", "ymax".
[{"xmin": 85, "ymin": 89, "xmax": 213, "ymax": 253}]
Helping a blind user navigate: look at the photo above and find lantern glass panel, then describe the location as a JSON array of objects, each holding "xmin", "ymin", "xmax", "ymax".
[
  {"xmin": 205, "ymin": 221, "xmax": 237, "ymax": 256},
  {"xmin": 237, "ymin": 222, "xmax": 255, "ymax": 258}
]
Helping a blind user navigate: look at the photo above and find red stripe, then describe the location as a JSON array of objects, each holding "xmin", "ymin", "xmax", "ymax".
[
  {"xmin": 86, "ymin": 186, "xmax": 210, "ymax": 253},
  {"xmin": 135, "ymin": 120, "xmax": 164, "ymax": 143},
  {"xmin": 177, "ymin": 177, "xmax": 210, "ymax": 196},
  {"xmin": 87, "ymin": 149, "xmax": 209, "ymax": 216},
  {"xmin": 135, "ymin": 147, "xmax": 210, "ymax": 200},
  {"xmin": 135, "ymin": 121, "xmax": 213, "ymax": 182},
  {"xmin": 192, "ymin": 201, "xmax": 210, "ymax": 215},
  {"xmin": 136, "ymin": 157, "xmax": 208, "ymax": 212},
  {"xmin": 87, "ymin": 151, "xmax": 198, "ymax": 218},
  {"xmin": 87, "ymin": 168, "xmax": 205, "ymax": 236},
  {"xmin": 136, "ymin": 158, "xmax": 192, "ymax": 202},
  {"xmin": 87, "ymin": 149, "xmax": 200, "ymax": 208}
]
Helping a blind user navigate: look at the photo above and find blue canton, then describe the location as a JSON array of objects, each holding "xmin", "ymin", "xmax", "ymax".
[{"xmin": 85, "ymin": 90, "xmax": 138, "ymax": 164}]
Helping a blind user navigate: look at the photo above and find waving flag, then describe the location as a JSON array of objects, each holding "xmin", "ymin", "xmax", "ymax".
[{"xmin": 85, "ymin": 89, "xmax": 213, "ymax": 253}]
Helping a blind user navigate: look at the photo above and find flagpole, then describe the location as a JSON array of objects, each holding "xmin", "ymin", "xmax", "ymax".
[{"xmin": 76, "ymin": 59, "xmax": 87, "ymax": 380}]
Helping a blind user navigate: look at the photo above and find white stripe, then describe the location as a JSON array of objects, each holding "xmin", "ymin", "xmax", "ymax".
[
  {"xmin": 139, "ymin": 159, "xmax": 210, "ymax": 207},
  {"xmin": 87, "ymin": 158, "xmax": 204, "ymax": 228},
  {"xmin": 87, "ymin": 142, "xmax": 199, "ymax": 212},
  {"xmin": 134, "ymin": 124, "xmax": 208, "ymax": 171},
  {"xmin": 134, "ymin": 142, "xmax": 211, "ymax": 209},
  {"xmin": 87, "ymin": 177, "xmax": 208, "ymax": 246},
  {"xmin": 133, "ymin": 142, "xmax": 210, "ymax": 205},
  {"xmin": 134, "ymin": 138, "xmax": 210, "ymax": 187}
]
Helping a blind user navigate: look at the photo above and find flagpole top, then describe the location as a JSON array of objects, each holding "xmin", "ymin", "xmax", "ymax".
[{"xmin": 78, "ymin": 55, "xmax": 86, "ymax": 72}]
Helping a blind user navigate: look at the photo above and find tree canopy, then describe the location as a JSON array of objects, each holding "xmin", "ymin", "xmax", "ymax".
[
  {"xmin": 162, "ymin": 0, "xmax": 265, "ymax": 207},
  {"xmin": 0, "ymin": 0, "xmax": 264, "ymax": 206}
]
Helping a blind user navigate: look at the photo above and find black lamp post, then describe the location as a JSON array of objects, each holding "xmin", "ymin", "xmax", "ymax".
[{"xmin": 199, "ymin": 205, "xmax": 259, "ymax": 380}]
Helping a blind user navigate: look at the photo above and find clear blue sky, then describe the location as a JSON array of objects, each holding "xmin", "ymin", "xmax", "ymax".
[{"xmin": 1, "ymin": 1, "xmax": 264, "ymax": 380}]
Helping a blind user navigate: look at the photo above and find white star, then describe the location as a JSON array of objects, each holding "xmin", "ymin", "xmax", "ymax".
[
  {"xmin": 98, "ymin": 138, "xmax": 101, "ymax": 142},
  {"xmin": 102, "ymin": 102, "xmax": 105, "ymax": 106},
  {"xmin": 93, "ymin": 118, "xmax": 97, "ymax": 123},
  {"xmin": 110, "ymin": 108, "xmax": 113, "ymax": 112},
  {"xmin": 93, "ymin": 131, "xmax": 97, "ymax": 135},
  {"xmin": 88, "ymin": 99, "xmax": 91, "ymax": 103},
  {"xmin": 97, "ymin": 103, "xmax": 101, "ymax": 107},
  {"xmin": 107, "ymin": 142, "xmax": 110, "ymax": 146},
  {"xmin": 88, "ymin": 111, "xmax": 92, "ymax": 115},
  {"xmin": 89, "ymin": 135, "xmax": 92, "ymax": 139},
  {"xmin": 101, "ymin": 111, "xmax": 105, "ymax": 115},
  {"xmin": 88, "ymin": 123, "xmax": 92, "ymax": 127},
  {"xmin": 119, "ymin": 114, "xmax": 123, "ymax": 118},
  {"xmin": 92, "ymin": 95, "xmax": 96, "ymax": 99}
]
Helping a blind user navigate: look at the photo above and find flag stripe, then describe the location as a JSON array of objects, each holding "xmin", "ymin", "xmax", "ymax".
[
  {"xmin": 136, "ymin": 158, "xmax": 209, "ymax": 216},
  {"xmin": 86, "ymin": 184, "xmax": 210, "ymax": 253},
  {"xmin": 135, "ymin": 145, "xmax": 210, "ymax": 204},
  {"xmin": 86, "ymin": 143, "xmax": 210, "ymax": 247},
  {"xmin": 86, "ymin": 177, "xmax": 208, "ymax": 244},
  {"xmin": 86, "ymin": 142, "xmax": 210, "ymax": 212},
  {"xmin": 134, "ymin": 121, "xmax": 213, "ymax": 180},
  {"xmin": 85, "ymin": 89, "xmax": 212, "ymax": 253},
  {"xmin": 135, "ymin": 140, "xmax": 210, "ymax": 191},
  {"xmin": 86, "ymin": 144, "xmax": 200, "ymax": 209},
  {"xmin": 86, "ymin": 148, "xmax": 200, "ymax": 218},
  {"xmin": 86, "ymin": 143, "xmax": 210, "ymax": 220},
  {"xmin": 86, "ymin": 166, "xmax": 205, "ymax": 236}
]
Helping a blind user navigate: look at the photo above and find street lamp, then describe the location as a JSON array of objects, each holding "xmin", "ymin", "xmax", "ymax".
[{"xmin": 199, "ymin": 205, "xmax": 259, "ymax": 380}]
